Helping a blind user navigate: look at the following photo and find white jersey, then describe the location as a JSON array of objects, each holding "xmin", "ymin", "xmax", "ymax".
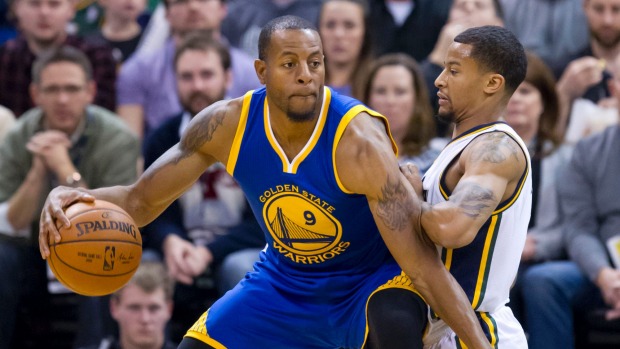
[{"xmin": 422, "ymin": 122, "xmax": 531, "ymax": 348}]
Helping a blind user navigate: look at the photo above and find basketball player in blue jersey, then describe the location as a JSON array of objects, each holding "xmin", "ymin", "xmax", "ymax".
[
  {"xmin": 38, "ymin": 16, "xmax": 491, "ymax": 349},
  {"xmin": 399, "ymin": 26, "xmax": 531, "ymax": 348}
]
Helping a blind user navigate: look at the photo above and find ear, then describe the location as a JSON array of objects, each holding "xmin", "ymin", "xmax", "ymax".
[
  {"xmin": 30, "ymin": 83, "xmax": 40, "ymax": 106},
  {"xmin": 85, "ymin": 80, "xmax": 96, "ymax": 104},
  {"xmin": 254, "ymin": 59, "xmax": 267, "ymax": 85},
  {"xmin": 109, "ymin": 297, "xmax": 120, "ymax": 321},
  {"xmin": 165, "ymin": 300, "xmax": 174, "ymax": 321},
  {"xmin": 483, "ymin": 73, "xmax": 505, "ymax": 95}
]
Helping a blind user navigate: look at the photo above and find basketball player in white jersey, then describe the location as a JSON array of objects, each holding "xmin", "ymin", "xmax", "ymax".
[{"xmin": 402, "ymin": 25, "xmax": 531, "ymax": 348}]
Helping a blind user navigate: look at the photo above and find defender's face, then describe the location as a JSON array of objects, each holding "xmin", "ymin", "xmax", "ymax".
[
  {"xmin": 434, "ymin": 42, "xmax": 487, "ymax": 122},
  {"xmin": 258, "ymin": 29, "xmax": 325, "ymax": 122}
]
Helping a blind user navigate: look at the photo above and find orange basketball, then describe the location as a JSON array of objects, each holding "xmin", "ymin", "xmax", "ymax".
[{"xmin": 47, "ymin": 200, "xmax": 142, "ymax": 296}]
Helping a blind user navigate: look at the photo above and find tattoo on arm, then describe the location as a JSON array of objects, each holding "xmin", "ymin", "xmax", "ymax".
[
  {"xmin": 470, "ymin": 132, "xmax": 519, "ymax": 164},
  {"xmin": 450, "ymin": 182, "xmax": 495, "ymax": 219},
  {"xmin": 175, "ymin": 108, "xmax": 226, "ymax": 163},
  {"xmin": 376, "ymin": 175, "xmax": 414, "ymax": 231}
]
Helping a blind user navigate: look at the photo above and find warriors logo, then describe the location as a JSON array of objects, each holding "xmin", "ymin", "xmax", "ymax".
[{"xmin": 263, "ymin": 191, "xmax": 348, "ymax": 264}]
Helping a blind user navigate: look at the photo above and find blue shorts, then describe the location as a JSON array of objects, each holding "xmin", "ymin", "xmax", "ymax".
[{"xmin": 184, "ymin": 255, "xmax": 421, "ymax": 349}]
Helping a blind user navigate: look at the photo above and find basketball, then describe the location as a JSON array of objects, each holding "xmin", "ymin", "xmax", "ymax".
[{"xmin": 47, "ymin": 200, "xmax": 142, "ymax": 296}]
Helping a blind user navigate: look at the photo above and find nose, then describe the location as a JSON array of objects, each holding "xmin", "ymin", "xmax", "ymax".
[
  {"xmin": 435, "ymin": 69, "xmax": 447, "ymax": 89},
  {"xmin": 601, "ymin": 10, "xmax": 615, "ymax": 25},
  {"xmin": 297, "ymin": 63, "xmax": 312, "ymax": 85}
]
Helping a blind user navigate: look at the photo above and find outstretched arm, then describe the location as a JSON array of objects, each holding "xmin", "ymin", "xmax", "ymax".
[
  {"xmin": 39, "ymin": 98, "xmax": 243, "ymax": 259},
  {"xmin": 336, "ymin": 113, "xmax": 490, "ymax": 349}
]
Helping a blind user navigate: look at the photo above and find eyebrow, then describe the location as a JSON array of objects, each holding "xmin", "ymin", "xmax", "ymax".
[{"xmin": 278, "ymin": 49, "xmax": 322, "ymax": 58}]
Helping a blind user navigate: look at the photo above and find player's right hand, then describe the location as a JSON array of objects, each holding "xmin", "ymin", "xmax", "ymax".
[{"xmin": 39, "ymin": 186, "xmax": 95, "ymax": 259}]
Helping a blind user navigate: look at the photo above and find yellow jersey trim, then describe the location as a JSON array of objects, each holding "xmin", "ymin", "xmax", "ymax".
[
  {"xmin": 444, "ymin": 248, "xmax": 453, "ymax": 270},
  {"xmin": 332, "ymin": 105, "xmax": 398, "ymax": 193},
  {"xmin": 264, "ymin": 87, "xmax": 331, "ymax": 174},
  {"xmin": 226, "ymin": 91, "xmax": 254, "ymax": 175},
  {"xmin": 471, "ymin": 214, "xmax": 499, "ymax": 309},
  {"xmin": 480, "ymin": 312, "xmax": 498, "ymax": 348},
  {"xmin": 184, "ymin": 310, "xmax": 228, "ymax": 349}
]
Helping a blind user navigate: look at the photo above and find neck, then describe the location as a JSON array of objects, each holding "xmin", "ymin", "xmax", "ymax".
[
  {"xmin": 174, "ymin": 29, "xmax": 220, "ymax": 46},
  {"xmin": 326, "ymin": 60, "xmax": 357, "ymax": 87},
  {"xmin": 515, "ymin": 125, "xmax": 536, "ymax": 146},
  {"xmin": 591, "ymin": 40, "xmax": 620, "ymax": 63},
  {"xmin": 101, "ymin": 17, "xmax": 141, "ymax": 41},
  {"xmin": 26, "ymin": 33, "xmax": 67, "ymax": 55},
  {"xmin": 452, "ymin": 104, "xmax": 505, "ymax": 137},
  {"xmin": 119, "ymin": 335, "xmax": 163, "ymax": 349},
  {"xmin": 268, "ymin": 107, "xmax": 320, "ymax": 161}
]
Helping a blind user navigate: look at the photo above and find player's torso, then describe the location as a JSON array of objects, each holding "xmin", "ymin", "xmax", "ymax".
[
  {"xmin": 227, "ymin": 87, "xmax": 395, "ymax": 285},
  {"xmin": 423, "ymin": 122, "xmax": 532, "ymax": 312}
]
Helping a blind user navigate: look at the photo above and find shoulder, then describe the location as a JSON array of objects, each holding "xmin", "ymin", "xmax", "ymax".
[{"xmin": 463, "ymin": 130, "xmax": 527, "ymax": 177}]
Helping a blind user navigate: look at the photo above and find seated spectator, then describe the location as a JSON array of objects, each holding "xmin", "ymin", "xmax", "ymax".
[
  {"xmin": 84, "ymin": 0, "xmax": 149, "ymax": 65},
  {"xmin": 503, "ymin": 51, "xmax": 573, "ymax": 329},
  {"xmin": 420, "ymin": 0, "xmax": 504, "ymax": 137},
  {"xmin": 358, "ymin": 53, "xmax": 441, "ymax": 175},
  {"xmin": 0, "ymin": 105, "xmax": 15, "ymax": 141},
  {"xmin": 0, "ymin": 0, "xmax": 17, "ymax": 44},
  {"xmin": 78, "ymin": 261, "xmax": 177, "ymax": 349},
  {"xmin": 141, "ymin": 32, "xmax": 264, "ymax": 340},
  {"xmin": 500, "ymin": 0, "xmax": 589, "ymax": 79},
  {"xmin": 116, "ymin": 0, "xmax": 260, "ymax": 139},
  {"xmin": 221, "ymin": 0, "xmax": 322, "ymax": 58},
  {"xmin": 0, "ymin": 0, "xmax": 117, "ymax": 117},
  {"xmin": 368, "ymin": 0, "xmax": 450, "ymax": 62},
  {"xmin": 0, "ymin": 46, "xmax": 139, "ymax": 349},
  {"xmin": 319, "ymin": 0, "xmax": 373, "ymax": 97},
  {"xmin": 521, "ymin": 53, "xmax": 620, "ymax": 349},
  {"xmin": 556, "ymin": 0, "xmax": 620, "ymax": 143}
]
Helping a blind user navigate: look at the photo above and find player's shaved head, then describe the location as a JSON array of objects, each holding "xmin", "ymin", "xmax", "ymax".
[{"xmin": 258, "ymin": 15, "xmax": 318, "ymax": 61}]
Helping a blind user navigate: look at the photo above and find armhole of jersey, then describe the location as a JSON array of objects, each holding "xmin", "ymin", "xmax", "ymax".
[
  {"xmin": 226, "ymin": 90, "xmax": 254, "ymax": 175},
  {"xmin": 493, "ymin": 132, "xmax": 530, "ymax": 214},
  {"xmin": 332, "ymin": 106, "xmax": 398, "ymax": 194}
]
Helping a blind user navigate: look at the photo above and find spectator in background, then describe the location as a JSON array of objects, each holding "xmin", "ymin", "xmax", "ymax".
[
  {"xmin": 368, "ymin": 0, "xmax": 450, "ymax": 62},
  {"xmin": 0, "ymin": 0, "xmax": 17, "ymax": 44},
  {"xmin": 141, "ymin": 35, "xmax": 263, "ymax": 340},
  {"xmin": 221, "ymin": 0, "xmax": 322, "ymax": 58},
  {"xmin": 420, "ymin": 0, "xmax": 504, "ymax": 137},
  {"xmin": 500, "ymin": 0, "xmax": 589, "ymax": 79},
  {"xmin": 359, "ymin": 53, "xmax": 441, "ymax": 175},
  {"xmin": 556, "ymin": 0, "xmax": 620, "ymax": 143},
  {"xmin": 521, "ymin": 53, "xmax": 620, "ymax": 349},
  {"xmin": 84, "ymin": 0, "xmax": 148, "ymax": 65},
  {"xmin": 0, "ymin": 105, "xmax": 15, "ymax": 141},
  {"xmin": 319, "ymin": 0, "xmax": 373, "ymax": 98},
  {"xmin": 503, "ymin": 51, "xmax": 573, "ymax": 329},
  {"xmin": 116, "ymin": 0, "xmax": 260, "ymax": 139},
  {"xmin": 0, "ymin": 46, "xmax": 139, "ymax": 349},
  {"xmin": 79, "ymin": 262, "xmax": 177, "ymax": 349},
  {"xmin": 0, "ymin": 0, "xmax": 117, "ymax": 117}
]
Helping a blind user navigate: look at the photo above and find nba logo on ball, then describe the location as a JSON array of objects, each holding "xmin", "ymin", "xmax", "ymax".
[
  {"xmin": 103, "ymin": 246, "xmax": 115, "ymax": 271},
  {"xmin": 47, "ymin": 200, "xmax": 142, "ymax": 296}
]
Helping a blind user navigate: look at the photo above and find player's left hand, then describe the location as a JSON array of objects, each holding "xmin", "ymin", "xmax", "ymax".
[{"xmin": 400, "ymin": 162, "xmax": 423, "ymax": 198}]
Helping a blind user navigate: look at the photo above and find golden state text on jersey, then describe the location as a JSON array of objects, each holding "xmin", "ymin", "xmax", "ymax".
[{"xmin": 225, "ymin": 87, "xmax": 398, "ymax": 274}]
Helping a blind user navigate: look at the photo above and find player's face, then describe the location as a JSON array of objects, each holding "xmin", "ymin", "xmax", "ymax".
[
  {"xmin": 584, "ymin": 0, "xmax": 620, "ymax": 49},
  {"xmin": 99, "ymin": 0, "xmax": 147, "ymax": 22},
  {"xmin": 368, "ymin": 65, "xmax": 415, "ymax": 142},
  {"xmin": 176, "ymin": 49, "xmax": 229, "ymax": 115},
  {"xmin": 165, "ymin": 0, "xmax": 226, "ymax": 35},
  {"xmin": 31, "ymin": 62, "xmax": 95, "ymax": 134},
  {"xmin": 257, "ymin": 29, "xmax": 325, "ymax": 122},
  {"xmin": 505, "ymin": 81, "xmax": 543, "ymax": 141},
  {"xmin": 13, "ymin": 0, "xmax": 75, "ymax": 44},
  {"xmin": 319, "ymin": 0, "xmax": 365, "ymax": 67},
  {"xmin": 111, "ymin": 285, "xmax": 172, "ymax": 348},
  {"xmin": 434, "ymin": 42, "xmax": 488, "ymax": 123}
]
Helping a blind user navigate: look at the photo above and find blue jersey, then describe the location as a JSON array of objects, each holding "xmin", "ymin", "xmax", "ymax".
[
  {"xmin": 226, "ymin": 86, "xmax": 396, "ymax": 289},
  {"xmin": 183, "ymin": 87, "xmax": 422, "ymax": 349}
]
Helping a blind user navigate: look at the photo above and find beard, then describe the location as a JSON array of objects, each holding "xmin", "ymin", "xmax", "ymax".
[
  {"xmin": 181, "ymin": 90, "xmax": 226, "ymax": 115},
  {"xmin": 435, "ymin": 111, "xmax": 455, "ymax": 124},
  {"xmin": 591, "ymin": 28, "xmax": 620, "ymax": 49}
]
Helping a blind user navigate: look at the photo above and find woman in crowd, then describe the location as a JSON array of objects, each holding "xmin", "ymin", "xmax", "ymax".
[
  {"xmin": 359, "ymin": 53, "xmax": 441, "ymax": 175},
  {"xmin": 319, "ymin": 0, "xmax": 373, "ymax": 97},
  {"xmin": 505, "ymin": 51, "xmax": 573, "ymax": 327}
]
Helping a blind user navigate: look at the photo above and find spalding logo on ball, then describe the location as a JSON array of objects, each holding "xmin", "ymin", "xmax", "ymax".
[{"xmin": 47, "ymin": 200, "xmax": 142, "ymax": 296}]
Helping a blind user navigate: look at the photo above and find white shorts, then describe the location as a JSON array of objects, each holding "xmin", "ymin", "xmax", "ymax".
[{"xmin": 423, "ymin": 306, "xmax": 527, "ymax": 349}]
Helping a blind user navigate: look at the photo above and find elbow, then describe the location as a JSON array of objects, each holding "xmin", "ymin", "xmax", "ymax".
[{"xmin": 432, "ymin": 229, "xmax": 476, "ymax": 249}]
